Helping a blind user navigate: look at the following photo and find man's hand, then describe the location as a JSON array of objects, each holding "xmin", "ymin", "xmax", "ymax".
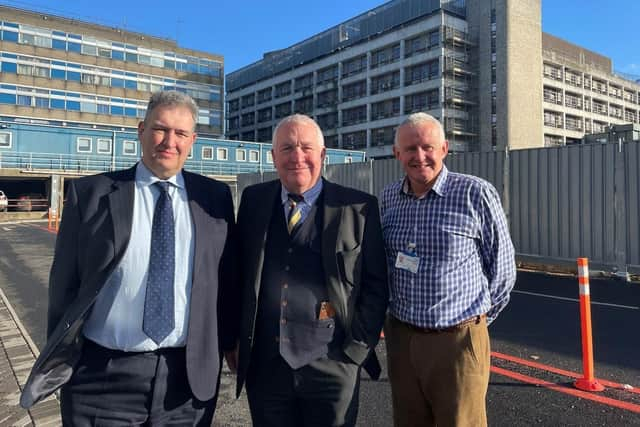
[{"xmin": 224, "ymin": 346, "xmax": 239, "ymax": 374}]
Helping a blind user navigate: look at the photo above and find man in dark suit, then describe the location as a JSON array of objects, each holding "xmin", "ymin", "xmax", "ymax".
[
  {"xmin": 228, "ymin": 114, "xmax": 388, "ymax": 426},
  {"xmin": 20, "ymin": 91, "xmax": 237, "ymax": 425}
]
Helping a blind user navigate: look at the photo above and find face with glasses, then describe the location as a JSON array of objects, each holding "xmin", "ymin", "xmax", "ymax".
[
  {"xmin": 138, "ymin": 104, "xmax": 197, "ymax": 179},
  {"xmin": 272, "ymin": 120, "xmax": 326, "ymax": 195}
]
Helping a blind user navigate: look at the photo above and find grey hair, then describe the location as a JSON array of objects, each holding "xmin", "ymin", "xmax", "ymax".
[
  {"xmin": 394, "ymin": 112, "xmax": 446, "ymax": 147},
  {"xmin": 272, "ymin": 114, "xmax": 325, "ymax": 149},
  {"xmin": 144, "ymin": 91, "xmax": 199, "ymax": 131}
]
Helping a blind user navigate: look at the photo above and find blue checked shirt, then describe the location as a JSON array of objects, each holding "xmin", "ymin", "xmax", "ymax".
[{"xmin": 381, "ymin": 165, "xmax": 516, "ymax": 328}]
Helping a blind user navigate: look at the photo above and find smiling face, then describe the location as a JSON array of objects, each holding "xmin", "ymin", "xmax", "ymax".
[
  {"xmin": 272, "ymin": 120, "xmax": 326, "ymax": 195},
  {"xmin": 393, "ymin": 121, "xmax": 448, "ymax": 197},
  {"xmin": 138, "ymin": 104, "xmax": 196, "ymax": 179}
]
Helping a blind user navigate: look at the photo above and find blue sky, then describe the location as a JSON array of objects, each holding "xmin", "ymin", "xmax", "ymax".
[{"xmin": 2, "ymin": 0, "xmax": 639, "ymax": 76}]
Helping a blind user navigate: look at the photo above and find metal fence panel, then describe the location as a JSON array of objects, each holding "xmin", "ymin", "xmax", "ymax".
[
  {"xmin": 235, "ymin": 141, "xmax": 640, "ymax": 275},
  {"xmin": 371, "ymin": 159, "xmax": 403, "ymax": 198},
  {"xmin": 323, "ymin": 162, "xmax": 372, "ymax": 194},
  {"xmin": 625, "ymin": 141, "xmax": 640, "ymax": 270}
]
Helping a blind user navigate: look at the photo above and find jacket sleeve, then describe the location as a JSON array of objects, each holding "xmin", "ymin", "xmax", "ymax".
[
  {"xmin": 217, "ymin": 183, "xmax": 240, "ymax": 352},
  {"xmin": 343, "ymin": 196, "xmax": 389, "ymax": 366},
  {"xmin": 47, "ymin": 179, "xmax": 81, "ymax": 338}
]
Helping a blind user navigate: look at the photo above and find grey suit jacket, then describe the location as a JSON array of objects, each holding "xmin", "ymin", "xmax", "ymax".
[
  {"xmin": 234, "ymin": 178, "xmax": 388, "ymax": 396},
  {"xmin": 20, "ymin": 165, "xmax": 237, "ymax": 408}
]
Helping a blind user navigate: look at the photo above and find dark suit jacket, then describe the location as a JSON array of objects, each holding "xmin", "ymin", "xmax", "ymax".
[
  {"xmin": 20, "ymin": 165, "xmax": 237, "ymax": 408},
  {"xmin": 234, "ymin": 178, "xmax": 388, "ymax": 396}
]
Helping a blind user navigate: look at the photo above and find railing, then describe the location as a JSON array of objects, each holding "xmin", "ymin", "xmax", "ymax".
[{"xmin": 0, "ymin": 151, "xmax": 276, "ymax": 176}]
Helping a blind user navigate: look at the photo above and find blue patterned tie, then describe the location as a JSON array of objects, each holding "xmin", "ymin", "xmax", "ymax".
[{"xmin": 143, "ymin": 181, "xmax": 175, "ymax": 344}]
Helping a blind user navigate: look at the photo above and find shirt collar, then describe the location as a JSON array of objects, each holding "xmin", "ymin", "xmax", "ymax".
[
  {"xmin": 136, "ymin": 161, "xmax": 185, "ymax": 190},
  {"xmin": 400, "ymin": 165, "xmax": 449, "ymax": 199},
  {"xmin": 280, "ymin": 178, "xmax": 323, "ymax": 206}
]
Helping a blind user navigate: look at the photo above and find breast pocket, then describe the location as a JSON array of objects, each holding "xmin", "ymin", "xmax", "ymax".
[{"xmin": 439, "ymin": 219, "xmax": 478, "ymax": 260}]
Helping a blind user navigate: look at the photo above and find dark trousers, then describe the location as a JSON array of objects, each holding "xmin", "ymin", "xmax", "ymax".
[
  {"xmin": 246, "ymin": 354, "xmax": 361, "ymax": 427},
  {"xmin": 60, "ymin": 340, "xmax": 216, "ymax": 426}
]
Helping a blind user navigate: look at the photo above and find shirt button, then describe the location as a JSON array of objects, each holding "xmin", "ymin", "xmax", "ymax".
[
  {"xmin": 287, "ymin": 248, "xmax": 293, "ymax": 254},
  {"xmin": 283, "ymin": 283, "xmax": 288, "ymax": 289},
  {"xmin": 284, "ymin": 265, "xmax": 290, "ymax": 271},
  {"xmin": 281, "ymin": 318, "xmax": 287, "ymax": 325},
  {"xmin": 282, "ymin": 300, "xmax": 288, "ymax": 307}
]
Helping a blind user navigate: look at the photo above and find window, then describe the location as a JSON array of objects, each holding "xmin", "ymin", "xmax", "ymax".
[
  {"xmin": 0, "ymin": 132, "xmax": 11, "ymax": 148},
  {"xmin": 342, "ymin": 131, "xmax": 367, "ymax": 149},
  {"xmin": 97, "ymin": 138, "xmax": 112, "ymax": 154},
  {"xmin": 342, "ymin": 55, "xmax": 367, "ymax": 77},
  {"xmin": 341, "ymin": 105, "xmax": 367, "ymax": 126},
  {"xmin": 236, "ymin": 148, "xmax": 247, "ymax": 162},
  {"xmin": 371, "ymin": 98, "xmax": 400, "ymax": 120},
  {"xmin": 317, "ymin": 65, "xmax": 338, "ymax": 84},
  {"xmin": 371, "ymin": 71, "xmax": 400, "ymax": 94},
  {"xmin": 294, "ymin": 73, "xmax": 313, "ymax": 92},
  {"xmin": 216, "ymin": 147, "xmax": 228, "ymax": 160},
  {"xmin": 275, "ymin": 81, "xmax": 292, "ymax": 98},
  {"xmin": 316, "ymin": 89, "xmax": 338, "ymax": 108},
  {"xmin": 266, "ymin": 151, "xmax": 273, "ymax": 164},
  {"xmin": 77, "ymin": 137, "xmax": 92, "ymax": 153},
  {"xmin": 317, "ymin": 112, "xmax": 338, "ymax": 130},
  {"xmin": 370, "ymin": 43, "xmax": 400, "ymax": 68},
  {"xmin": 405, "ymin": 60, "xmax": 439, "ymax": 86},
  {"xmin": 122, "ymin": 140, "xmax": 137, "ymax": 156},
  {"xmin": 342, "ymin": 80, "xmax": 367, "ymax": 101},
  {"xmin": 249, "ymin": 150, "xmax": 259, "ymax": 162},
  {"xmin": 344, "ymin": 156, "xmax": 353, "ymax": 164},
  {"xmin": 202, "ymin": 147, "xmax": 214, "ymax": 160}
]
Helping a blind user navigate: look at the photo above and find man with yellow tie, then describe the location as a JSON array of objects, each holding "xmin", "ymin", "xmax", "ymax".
[{"xmin": 226, "ymin": 114, "xmax": 388, "ymax": 426}]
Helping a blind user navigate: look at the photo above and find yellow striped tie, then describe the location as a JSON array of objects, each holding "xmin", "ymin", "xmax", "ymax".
[{"xmin": 287, "ymin": 194, "xmax": 303, "ymax": 233}]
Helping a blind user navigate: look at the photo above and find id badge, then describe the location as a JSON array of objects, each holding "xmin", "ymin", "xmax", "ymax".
[{"xmin": 395, "ymin": 251, "xmax": 419, "ymax": 274}]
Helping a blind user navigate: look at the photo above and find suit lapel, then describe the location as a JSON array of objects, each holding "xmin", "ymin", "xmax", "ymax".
[
  {"xmin": 250, "ymin": 182, "xmax": 279, "ymax": 296},
  {"xmin": 321, "ymin": 180, "xmax": 343, "ymax": 306},
  {"xmin": 182, "ymin": 172, "xmax": 206, "ymax": 280},
  {"xmin": 108, "ymin": 167, "xmax": 136, "ymax": 260}
]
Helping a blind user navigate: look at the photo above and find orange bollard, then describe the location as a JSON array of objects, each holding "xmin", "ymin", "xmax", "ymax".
[
  {"xmin": 574, "ymin": 258, "xmax": 604, "ymax": 392},
  {"xmin": 47, "ymin": 208, "xmax": 54, "ymax": 231}
]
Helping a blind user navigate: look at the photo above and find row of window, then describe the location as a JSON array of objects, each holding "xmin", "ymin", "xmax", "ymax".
[
  {"xmin": 229, "ymin": 60, "xmax": 440, "ymax": 113},
  {"xmin": 543, "ymin": 63, "xmax": 640, "ymax": 105},
  {"xmin": 0, "ymin": 132, "xmax": 275, "ymax": 164},
  {"xmin": 229, "ymin": 89, "xmax": 440, "ymax": 131},
  {"xmin": 0, "ymin": 52, "xmax": 221, "ymax": 102},
  {"xmin": 0, "ymin": 21, "xmax": 221, "ymax": 77},
  {"xmin": 543, "ymin": 110, "xmax": 636, "ymax": 131},
  {"xmin": 0, "ymin": 84, "xmax": 223, "ymax": 127}
]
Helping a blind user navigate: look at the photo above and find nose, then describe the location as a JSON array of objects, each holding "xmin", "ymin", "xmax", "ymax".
[
  {"xmin": 290, "ymin": 146, "xmax": 304, "ymax": 161},
  {"xmin": 162, "ymin": 130, "xmax": 179, "ymax": 146}
]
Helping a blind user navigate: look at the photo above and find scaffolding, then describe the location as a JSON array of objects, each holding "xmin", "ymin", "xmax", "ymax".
[{"xmin": 442, "ymin": 26, "xmax": 478, "ymax": 151}]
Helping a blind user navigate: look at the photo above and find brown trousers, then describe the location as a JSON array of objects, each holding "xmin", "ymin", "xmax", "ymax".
[{"xmin": 385, "ymin": 315, "xmax": 490, "ymax": 427}]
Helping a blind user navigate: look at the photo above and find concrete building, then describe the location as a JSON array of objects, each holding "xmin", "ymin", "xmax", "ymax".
[
  {"xmin": 226, "ymin": 0, "xmax": 640, "ymax": 157},
  {"xmin": 0, "ymin": 5, "xmax": 224, "ymax": 136},
  {"xmin": 542, "ymin": 33, "xmax": 640, "ymax": 146}
]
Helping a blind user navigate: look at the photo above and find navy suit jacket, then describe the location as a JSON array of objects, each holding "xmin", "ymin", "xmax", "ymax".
[{"xmin": 20, "ymin": 165, "xmax": 237, "ymax": 408}]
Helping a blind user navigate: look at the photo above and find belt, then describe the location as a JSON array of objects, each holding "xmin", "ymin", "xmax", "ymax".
[
  {"xmin": 396, "ymin": 314, "xmax": 486, "ymax": 334},
  {"xmin": 82, "ymin": 338, "xmax": 185, "ymax": 357}
]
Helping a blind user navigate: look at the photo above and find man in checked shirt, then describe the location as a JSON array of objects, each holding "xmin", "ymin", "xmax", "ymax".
[{"xmin": 381, "ymin": 112, "xmax": 516, "ymax": 427}]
